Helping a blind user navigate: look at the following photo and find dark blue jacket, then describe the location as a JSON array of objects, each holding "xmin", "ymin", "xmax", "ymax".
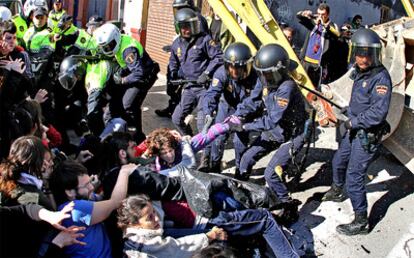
[
  {"xmin": 236, "ymin": 79, "xmax": 308, "ymax": 142},
  {"xmin": 122, "ymin": 47, "xmax": 157, "ymax": 85},
  {"xmin": 169, "ymin": 33, "xmax": 223, "ymax": 83},
  {"xmin": 203, "ymin": 65, "xmax": 258, "ymax": 116},
  {"xmin": 348, "ymin": 66, "xmax": 392, "ymax": 130}
]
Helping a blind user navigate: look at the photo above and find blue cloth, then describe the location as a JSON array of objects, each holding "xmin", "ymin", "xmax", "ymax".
[
  {"xmin": 209, "ymin": 209, "xmax": 300, "ymax": 258},
  {"xmin": 304, "ymin": 24, "xmax": 323, "ymax": 64},
  {"xmin": 59, "ymin": 200, "xmax": 112, "ymax": 258},
  {"xmin": 202, "ymin": 66, "xmax": 257, "ymax": 163},
  {"xmin": 348, "ymin": 66, "xmax": 392, "ymax": 130},
  {"xmin": 332, "ymin": 66, "xmax": 391, "ymax": 214},
  {"xmin": 122, "ymin": 46, "xmax": 156, "ymax": 85},
  {"xmin": 169, "ymin": 33, "xmax": 223, "ymax": 81}
]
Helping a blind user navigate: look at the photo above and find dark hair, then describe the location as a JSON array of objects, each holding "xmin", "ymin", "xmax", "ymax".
[
  {"xmin": 283, "ymin": 26, "xmax": 295, "ymax": 34},
  {"xmin": 49, "ymin": 159, "xmax": 88, "ymax": 205},
  {"xmin": 318, "ymin": 3, "xmax": 330, "ymax": 14},
  {"xmin": 0, "ymin": 136, "xmax": 47, "ymax": 197},
  {"xmin": 191, "ymin": 244, "xmax": 240, "ymax": 258},
  {"xmin": 101, "ymin": 132, "xmax": 133, "ymax": 171},
  {"xmin": 145, "ymin": 128, "xmax": 179, "ymax": 157},
  {"xmin": 1, "ymin": 22, "xmax": 16, "ymax": 35},
  {"xmin": 117, "ymin": 194, "xmax": 151, "ymax": 230},
  {"xmin": 352, "ymin": 14, "xmax": 362, "ymax": 23}
]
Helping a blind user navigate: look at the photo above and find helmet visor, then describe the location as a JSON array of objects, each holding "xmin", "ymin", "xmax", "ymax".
[
  {"xmin": 349, "ymin": 44, "xmax": 381, "ymax": 67},
  {"xmin": 58, "ymin": 72, "xmax": 77, "ymax": 91},
  {"xmin": 175, "ymin": 19, "xmax": 200, "ymax": 36},
  {"xmin": 257, "ymin": 70, "xmax": 283, "ymax": 88},
  {"xmin": 224, "ymin": 61, "xmax": 252, "ymax": 81},
  {"xmin": 100, "ymin": 39, "xmax": 117, "ymax": 55}
]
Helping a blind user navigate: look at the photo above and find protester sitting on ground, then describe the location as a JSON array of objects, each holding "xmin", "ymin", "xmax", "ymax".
[
  {"xmin": 145, "ymin": 120, "xmax": 235, "ymax": 176},
  {"xmin": 49, "ymin": 159, "xmax": 137, "ymax": 258},
  {"xmin": 117, "ymin": 194, "xmax": 300, "ymax": 258}
]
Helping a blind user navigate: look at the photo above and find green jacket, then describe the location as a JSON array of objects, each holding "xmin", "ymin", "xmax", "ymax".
[{"xmin": 115, "ymin": 35, "xmax": 144, "ymax": 68}]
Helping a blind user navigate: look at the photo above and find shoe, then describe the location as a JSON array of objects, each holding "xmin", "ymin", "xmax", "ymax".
[
  {"xmin": 155, "ymin": 108, "xmax": 172, "ymax": 118},
  {"xmin": 322, "ymin": 184, "xmax": 346, "ymax": 202},
  {"xmin": 336, "ymin": 213, "xmax": 369, "ymax": 235},
  {"xmin": 197, "ymin": 152, "xmax": 211, "ymax": 172}
]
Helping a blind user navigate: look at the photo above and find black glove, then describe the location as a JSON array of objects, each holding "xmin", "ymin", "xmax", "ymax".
[
  {"xmin": 201, "ymin": 114, "xmax": 214, "ymax": 135},
  {"xmin": 197, "ymin": 72, "xmax": 210, "ymax": 85},
  {"xmin": 340, "ymin": 106, "xmax": 349, "ymax": 116},
  {"xmin": 113, "ymin": 72, "xmax": 122, "ymax": 85},
  {"xmin": 338, "ymin": 119, "xmax": 352, "ymax": 138}
]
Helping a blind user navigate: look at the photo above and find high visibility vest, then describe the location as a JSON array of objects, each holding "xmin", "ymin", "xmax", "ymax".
[
  {"xmin": 85, "ymin": 60, "xmax": 112, "ymax": 94},
  {"xmin": 75, "ymin": 29, "xmax": 97, "ymax": 51},
  {"xmin": 24, "ymin": 27, "xmax": 55, "ymax": 53},
  {"xmin": 115, "ymin": 35, "xmax": 143, "ymax": 68},
  {"xmin": 13, "ymin": 15, "xmax": 29, "ymax": 46},
  {"xmin": 48, "ymin": 9, "xmax": 66, "ymax": 30}
]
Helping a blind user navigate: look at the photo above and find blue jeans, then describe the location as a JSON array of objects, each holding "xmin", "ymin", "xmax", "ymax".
[{"xmin": 209, "ymin": 209, "xmax": 299, "ymax": 258}]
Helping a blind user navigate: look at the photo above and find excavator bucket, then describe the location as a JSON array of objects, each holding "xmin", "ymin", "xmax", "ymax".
[
  {"xmin": 208, "ymin": 0, "xmax": 337, "ymax": 126},
  {"xmin": 322, "ymin": 17, "xmax": 414, "ymax": 173}
]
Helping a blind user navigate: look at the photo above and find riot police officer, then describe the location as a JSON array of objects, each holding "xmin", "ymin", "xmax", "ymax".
[
  {"xmin": 48, "ymin": 0, "xmax": 66, "ymax": 31},
  {"xmin": 170, "ymin": 8, "xmax": 222, "ymax": 135},
  {"xmin": 154, "ymin": 0, "xmax": 209, "ymax": 118},
  {"xmin": 231, "ymin": 44, "xmax": 308, "ymax": 220},
  {"xmin": 94, "ymin": 23, "xmax": 159, "ymax": 143},
  {"xmin": 200, "ymin": 42, "xmax": 257, "ymax": 172},
  {"xmin": 322, "ymin": 28, "xmax": 392, "ymax": 235},
  {"xmin": 13, "ymin": 0, "xmax": 48, "ymax": 47}
]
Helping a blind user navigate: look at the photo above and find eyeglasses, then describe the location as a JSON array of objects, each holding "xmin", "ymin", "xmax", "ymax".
[{"xmin": 77, "ymin": 179, "xmax": 93, "ymax": 190}]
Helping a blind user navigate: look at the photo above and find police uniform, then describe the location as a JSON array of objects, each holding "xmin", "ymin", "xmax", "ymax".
[
  {"xmin": 235, "ymin": 79, "xmax": 308, "ymax": 202},
  {"xmin": 332, "ymin": 66, "xmax": 391, "ymax": 215},
  {"xmin": 114, "ymin": 34, "xmax": 159, "ymax": 143},
  {"xmin": 169, "ymin": 33, "xmax": 223, "ymax": 135},
  {"xmin": 203, "ymin": 65, "xmax": 257, "ymax": 166},
  {"xmin": 48, "ymin": 9, "xmax": 66, "ymax": 31}
]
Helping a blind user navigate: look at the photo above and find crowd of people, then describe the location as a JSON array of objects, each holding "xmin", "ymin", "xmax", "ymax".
[{"xmin": 0, "ymin": 0, "xmax": 392, "ymax": 257}]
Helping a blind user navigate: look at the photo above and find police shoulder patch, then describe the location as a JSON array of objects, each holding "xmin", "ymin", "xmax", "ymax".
[
  {"xmin": 80, "ymin": 37, "xmax": 86, "ymax": 43},
  {"xmin": 125, "ymin": 51, "xmax": 137, "ymax": 65},
  {"xmin": 376, "ymin": 85, "xmax": 388, "ymax": 95},
  {"xmin": 19, "ymin": 26, "xmax": 24, "ymax": 32},
  {"xmin": 212, "ymin": 78, "xmax": 219, "ymax": 87},
  {"xmin": 276, "ymin": 96, "xmax": 289, "ymax": 107},
  {"xmin": 274, "ymin": 165, "xmax": 283, "ymax": 178}
]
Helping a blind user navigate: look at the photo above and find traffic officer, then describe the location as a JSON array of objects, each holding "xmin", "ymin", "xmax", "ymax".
[
  {"xmin": 322, "ymin": 28, "xmax": 392, "ymax": 235},
  {"xmin": 170, "ymin": 8, "xmax": 223, "ymax": 135},
  {"xmin": 48, "ymin": 0, "xmax": 66, "ymax": 31},
  {"xmin": 230, "ymin": 44, "xmax": 308, "ymax": 220},
  {"xmin": 94, "ymin": 23, "xmax": 160, "ymax": 143},
  {"xmin": 200, "ymin": 42, "xmax": 257, "ymax": 172},
  {"xmin": 13, "ymin": 0, "xmax": 48, "ymax": 47},
  {"xmin": 154, "ymin": 0, "xmax": 209, "ymax": 118}
]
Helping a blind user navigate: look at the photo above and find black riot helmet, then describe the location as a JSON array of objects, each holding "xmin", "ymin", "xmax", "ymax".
[
  {"xmin": 172, "ymin": 0, "xmax": 194, "ymax": 14},
  {"xmin": 224, "ymin": 42, "xmax": 254, "ymax": 81},
  {"xmin": 253, "ymin": 43, "xmax": 297, "ymax": 88},
  {"xmin": 350, "ymin": 28, "xmax": 382, "ymax": 68},
  {"xmin": 58, "ymin": 56, "xmax": 87, "ymax": 91},
  {"xmin": 174, "ymin": 8, "xmax": 200, "ymax": 38}
]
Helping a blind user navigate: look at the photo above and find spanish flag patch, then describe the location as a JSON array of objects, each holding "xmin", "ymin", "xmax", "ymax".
[
  {"xmin": 276, "ymin": 97, "xmax": 289, "ymax": 107},
  {"xmin": 376, "ymin": 85, "xmax": 388, "ymax": 95}
]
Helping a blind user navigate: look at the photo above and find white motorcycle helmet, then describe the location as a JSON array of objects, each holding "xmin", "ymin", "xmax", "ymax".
[
  {"xmin": 23, "ymin": 0, "xmax": 48, "ymax": 19},
  {"xmin": 0, "ymin": 6, "xmax": 12, "ymax": 22},
  {"xmin": 93, "ymin": 23, "xmax": 121, "ymax": 57}
]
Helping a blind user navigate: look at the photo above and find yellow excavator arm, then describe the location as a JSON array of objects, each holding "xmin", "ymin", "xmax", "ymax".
[{"xmin": 401, "ymin": 0, "xmax": 414, "ymax": 17}]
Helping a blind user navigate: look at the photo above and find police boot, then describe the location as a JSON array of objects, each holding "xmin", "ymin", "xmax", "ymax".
[
  {"xmin": 336, "ymin": 212, "xmax": 369, "ymax": 235},
  {"xmin": 197, "ymin": 152, "xmax": 211, "ymax": 172},
  {"xmin": 272, "ymin": 199, "xmax": 302, "ymax": 226},
  {"xmin": 322, "ymin": 184, "xmax": 346, "ymax": 202},
  {"xmin": 155, "ymin": 107, "xmax": 172, "ymax": 118}
]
